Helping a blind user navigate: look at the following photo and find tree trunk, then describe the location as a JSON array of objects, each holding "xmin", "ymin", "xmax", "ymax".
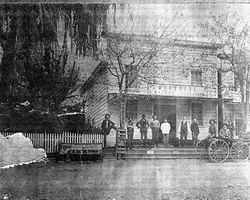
[
  {"xmin": 217, "ymin": 70, "xmax": 223, "ymax": 130},
  {"xmin": 122, "ymin": 74, "xmax": 129, "ymax": 129},
  {"xmin": 119, "ymin": 74, "xmax": 128, "ymax": 129},
  {"xmin": 239, "ymin": 81, "xmax": 246, "ymax": 133},
  {"xmin": 0, "ymin": 8, "xmax": 18, "ymax": 101},
  {"xmin": 120, "ymin": 100, "xmax": 126, "ymax": 129},
  {"xmin": 244, "ymin": 82, "xmax": 250, "ymax": 132},
  {"xmin": 118, "ymin": 83, "xmax": 124, "ymax": 129}
]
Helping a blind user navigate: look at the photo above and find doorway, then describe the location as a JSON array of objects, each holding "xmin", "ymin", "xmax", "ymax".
[{"xmin": 154, "ymin": 104, "xmax": 176, "ymax": 136}]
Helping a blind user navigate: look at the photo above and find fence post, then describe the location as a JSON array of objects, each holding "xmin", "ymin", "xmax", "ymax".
[{"xmin": 43, "ymin": 131, "xmax": 46, "ymax": 152}]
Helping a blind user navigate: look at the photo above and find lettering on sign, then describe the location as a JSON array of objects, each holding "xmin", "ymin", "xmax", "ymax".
[
  {"xmin": 147, "ymin": 85, "xmax": 217, "ymax": 98},
  {"xmin": 127, "ymin": 84, "xmax": 217, "ymax": 98}
]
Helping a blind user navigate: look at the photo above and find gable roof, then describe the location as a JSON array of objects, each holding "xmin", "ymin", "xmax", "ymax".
[{"xmin": 80, "ymin": 61, "xmax": 108, "ymax": 95}]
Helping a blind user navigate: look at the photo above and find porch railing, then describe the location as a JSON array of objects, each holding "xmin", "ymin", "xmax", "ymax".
[{"xmin": 1, "ymin": 131, "xmax": 104, "ymax": 154}]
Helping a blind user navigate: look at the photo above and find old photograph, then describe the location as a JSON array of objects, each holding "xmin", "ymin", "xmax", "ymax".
[{"xmin": 0, "ymin": 0, "xmax": 250, "ymax": 199}]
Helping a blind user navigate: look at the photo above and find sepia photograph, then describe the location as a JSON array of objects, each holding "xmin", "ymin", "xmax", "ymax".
[{"xmin": 0, "ymin": 0, "xmax": 250, "ymax": 199}]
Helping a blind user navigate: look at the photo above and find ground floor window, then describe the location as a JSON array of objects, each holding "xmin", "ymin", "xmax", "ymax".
[
  {"xmin": 191, "ymin": 103, "xmax": 203, "ymax": 126},
  {"xmin": 126, "ymin": 100, "xmax": 138, "ymax": 120}
]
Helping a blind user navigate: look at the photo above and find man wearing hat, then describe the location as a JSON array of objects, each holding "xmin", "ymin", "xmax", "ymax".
[
  {"xmin": 219, "ymin": 123, "xmax": 233, "ymax": 147},
  {"xmin": 191, "ymin": 119, "xmax": 200, "ymax": 146},
  {"xmin": 150, "ymin": 115, "xmax": 161, "ymax": 147},
  {"xmin": 178, "ymin": 116, "xmax": 190, "ymax": 147},
  {"xmin": 204, "ymin": 119, "xmax": 217, "ymax": 148},
  {"xmin": 101, "ymin": 114, "xmax": 115, "ymax": 148},
  {"xmin": 136, "ymin": 114, "xmax": 149, "ymax": 146}
]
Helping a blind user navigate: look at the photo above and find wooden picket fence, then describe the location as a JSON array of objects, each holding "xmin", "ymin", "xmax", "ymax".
[{"xmin": 1, "ymin": 132, "xmax": 104, "ymax": 154}]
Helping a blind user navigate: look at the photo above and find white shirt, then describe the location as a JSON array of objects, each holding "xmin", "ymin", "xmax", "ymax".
[{"xmin": 161, "ymin": 122, "xmax": 171, "ymax": 134}]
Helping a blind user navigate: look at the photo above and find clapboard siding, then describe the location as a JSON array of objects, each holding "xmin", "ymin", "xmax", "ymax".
[
  {"xmin": 224, "ymin": 103, "xmax": 250, "ymax": 133},
  {"xmin": 224, "ymin": 103, "xmax": 242, "ymax": 120},
  {"xmin": 84, "ymin": 70, "xmax": 109, "ymax": 128},
  {"xmin": 176, "ymin": 101, "xmax": 190, "ymax": 138},
  {"xmin": 106, "ymin": 45, "xmax": 219, "ymax": 98},
  {"xmin": 203, "ymin": 101, "xmax": 217, "ymax": 125},
  {"xmin": 137, "ymin": 100, "xmax": 153, "ymax": 121},
  {"xmin": 199, "ymin": 101, "xmax": 217, "ymax": 139},
  {"xmin": 108, "ymin": 101, "xmax": 120, "ymax": 126},
  {"xmin": 150, "ymin": 46, "xmax": 217, "ymax": 84},
  {"xmin": 107, "ymin": 72, "xmax": 120, "ymax": 94}
]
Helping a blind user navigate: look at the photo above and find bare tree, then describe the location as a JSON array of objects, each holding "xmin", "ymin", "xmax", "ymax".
[
  {"xmin": 199, "ymin": 12, "xmax": 250, "ymax": 132},
  {"xmin": 95, "ymin": 11, "xmax": 187, "ymax": 129}
]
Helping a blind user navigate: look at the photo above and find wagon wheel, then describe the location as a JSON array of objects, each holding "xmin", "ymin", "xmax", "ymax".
[
  {"xmin": 195, "ymin": 140, "xmax": 207, "ymax": 159},
  {"xmin": 208, "ymin": 139, "xmax": 229, "ymax": 163},
  {"xmin": 65, "ymin": 150, "xmax": 71, "ymax": 162},
  {"xmin": 230, "ymin": 142, "xmax": 250, "ymax": 161}
]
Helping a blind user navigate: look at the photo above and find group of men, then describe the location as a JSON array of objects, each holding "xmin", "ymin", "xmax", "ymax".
[
  {"xmin": 100, "ymin": 113, "xmax": 200, "ymax": 148},
  {"xmin": 178, "ymin": 117, "xmax": 200, "ymax": 147},
  {"xmin": 135, "ymin": 114, "xmax": 171, "ymax": 148},
  {"xmin": 204, "ymin": 119, "xmax": 233, "ymax": 148},
  {"xmin": 135, "ymin": 115, "xmax": 201, "ymax": 148},
  {"xmin": 100, "ymin": 113, "xmax": 234, "ymax": 149},
  {"xmin": 100, "ymin": 113, "xmax": 172, "ymax": 148}
]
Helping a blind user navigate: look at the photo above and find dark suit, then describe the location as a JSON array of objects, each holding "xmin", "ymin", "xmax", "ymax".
[
  {"xmin": 191, "ymin": 122, "xmax": 199, "ymax": 146},
  {"xmin": 136, "ymin": 118, "xmax": 149, "ymax": 146},
  {"xmin": 101, "ymin": 119, "xmax": 115, "ymax": 147}
]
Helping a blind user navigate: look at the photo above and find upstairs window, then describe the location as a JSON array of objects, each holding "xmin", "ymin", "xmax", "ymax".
[
  {"xmin": 191, "ymin": 103, "xmax": 203, "ymax": 126},
  {"xmin": 191, "ymin": 70, "xmax": 202, "ymax": 86}
]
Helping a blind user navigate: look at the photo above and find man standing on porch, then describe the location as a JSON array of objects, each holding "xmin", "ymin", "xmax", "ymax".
[
  {"xmin": 101, "ymin": 114, "xmax": 115, "ymax": 148},
  {"xmin": 191, "ymin": 119, "xmax": 199, "ymax": 146},
  {"xmin": 161, "ymin": 119, "xmax": 171, "ymax": 147},
  {"xmin": 136, "ymin": 114, "xmax": 149, "ymax": 147},
  {"xmin": 150, "ymin": 115, "xmax": 161, "ymax": 147},
  {"xmin": 178, "ymin": 117, "xmax": 190, "ymax": 147}
]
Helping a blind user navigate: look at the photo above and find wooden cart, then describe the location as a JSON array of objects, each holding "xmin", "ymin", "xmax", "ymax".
[{"xmin": 56, "ymin": 143, "xmax": 103, "ymax": 162}]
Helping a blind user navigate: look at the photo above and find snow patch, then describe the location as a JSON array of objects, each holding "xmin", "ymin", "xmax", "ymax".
[{"xmin": 0, "ymin": 133, "xmax": 47, "ymax": 169}]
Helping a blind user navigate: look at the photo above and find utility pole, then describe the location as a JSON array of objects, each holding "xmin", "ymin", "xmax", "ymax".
[
  {"xmin": 217, "ymin": 68, "xmax": 223, "ymax": 130},
  {"xmin": 217, "ymin": 53, "xmax": 227, "ymax": 131}
]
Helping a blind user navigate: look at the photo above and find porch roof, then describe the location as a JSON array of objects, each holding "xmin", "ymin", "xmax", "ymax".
[{"xmin": 108, "ymin": 92, "xmax": 233, "ymax": 102}]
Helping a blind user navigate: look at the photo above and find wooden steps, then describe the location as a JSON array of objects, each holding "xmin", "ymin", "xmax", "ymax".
[
  {"xmin": 103, "ymin": 147, "xmax": 209, "ymax": 160},
  {"xmin": 125, "ymin": 147, "xmax": 208, "ymax": 160}
]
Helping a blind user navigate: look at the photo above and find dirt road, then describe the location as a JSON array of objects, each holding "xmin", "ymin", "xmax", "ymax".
[{"xmin": 0, "ymin": 159, "xmax": 250, "ymax": 200}]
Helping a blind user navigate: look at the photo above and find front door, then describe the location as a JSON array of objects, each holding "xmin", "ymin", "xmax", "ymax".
[{"xmin": 154, "ymin": 105, "xmax": 176, "ymax": 137}]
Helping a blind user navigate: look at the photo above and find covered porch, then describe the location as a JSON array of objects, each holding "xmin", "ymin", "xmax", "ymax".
[{"xmin": 107, "ymin": 94, "xmax": 219, "ymax": 147}]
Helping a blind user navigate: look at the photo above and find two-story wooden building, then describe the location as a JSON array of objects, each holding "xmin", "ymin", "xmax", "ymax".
[{"xmin": 81, "ymin": 39, "xmax": 237, "ymax": 147}]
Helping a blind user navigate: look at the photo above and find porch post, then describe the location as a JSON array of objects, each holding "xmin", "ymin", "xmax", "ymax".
[{"xmin": 217, "ymin": 54, "xmax": 226, "ymax": 131}]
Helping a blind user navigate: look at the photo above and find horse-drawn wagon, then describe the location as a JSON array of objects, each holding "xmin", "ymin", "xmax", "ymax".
[{"xmin": 195, "ymin": 132, "xmax": 250, "ymax": 163}]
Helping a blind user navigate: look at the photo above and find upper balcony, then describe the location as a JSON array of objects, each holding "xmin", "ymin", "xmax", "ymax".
[
  {"xmin": 108, "ymin": 67, "xmax": 219, "ymax": 99},
  {"xmin": 126, "ymin": 84, "xmax": 218, "ymax": 99}
]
